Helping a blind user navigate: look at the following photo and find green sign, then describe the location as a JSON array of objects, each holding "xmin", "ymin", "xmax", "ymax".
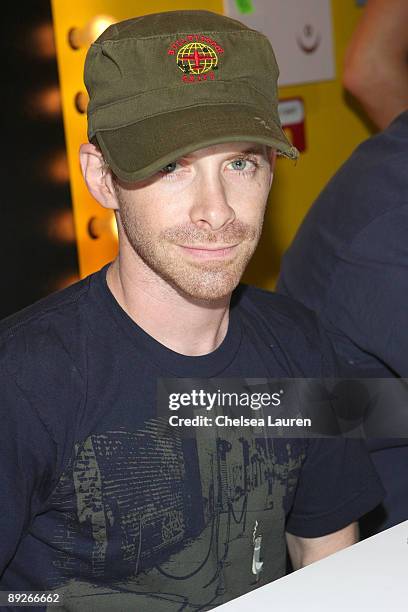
[{"xmin": 235, "ymin": 0, "xmax": 254, "ymax": 14}]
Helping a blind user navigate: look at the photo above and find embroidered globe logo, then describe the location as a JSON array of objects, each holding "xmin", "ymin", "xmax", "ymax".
[{"xmin": 176, "ymin": 42, "xmax": 218, "ymax": 75}]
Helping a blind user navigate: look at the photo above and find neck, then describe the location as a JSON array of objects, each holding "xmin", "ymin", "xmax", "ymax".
[{"xmin": 106, "ymin": 253, "xmax": 232, "ymax": 356}]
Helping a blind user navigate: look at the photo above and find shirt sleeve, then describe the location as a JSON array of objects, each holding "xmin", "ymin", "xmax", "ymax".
[
  {"xmin": 0, "ymin": 367, "xmax": 57, "ymax": 575},
  {"xmin": 285, "ymin": 436, "xmax": 385, "ymax": 537}
]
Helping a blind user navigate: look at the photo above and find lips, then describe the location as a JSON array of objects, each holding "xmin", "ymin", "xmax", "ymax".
[
  {"xmin": 178, "ymin": 244, "xmax": 239, "ymax": 259},
  {"xmin": 181, "ymin": 245, "xmax": 238, "ymax": 250}
]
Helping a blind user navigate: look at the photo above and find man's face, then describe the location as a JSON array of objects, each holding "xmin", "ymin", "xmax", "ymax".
[{"xmin": 113, "ymin": 142, "xmax": 275, "ymax": 301}]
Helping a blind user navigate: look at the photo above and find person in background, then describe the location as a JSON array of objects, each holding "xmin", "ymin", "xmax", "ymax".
[
  {"xmin": 277, "ymin": 109, "xmax": 408, "ymax": 537},
  {"xmin": 343, "ymin": 0, "xmax": 408, "ymax": 129}
]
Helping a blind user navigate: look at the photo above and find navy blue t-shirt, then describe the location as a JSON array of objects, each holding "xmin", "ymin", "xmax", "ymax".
[
  {"xmin": 0, "ymin": 265, "xmax": 383, "ymax": 610},
  {"xmin": 277, "ymin": 110, "xmax": 408, "ymax": 532}
]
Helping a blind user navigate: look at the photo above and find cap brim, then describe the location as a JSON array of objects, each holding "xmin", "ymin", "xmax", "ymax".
[{"xmin": 95, "ymin": 104, "xmax": 298, "ymax": 183}]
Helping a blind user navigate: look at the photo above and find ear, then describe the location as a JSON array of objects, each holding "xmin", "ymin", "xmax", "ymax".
[{"xmin": 79, "ymin": 143, "xmax": 119, "ymax": 210}]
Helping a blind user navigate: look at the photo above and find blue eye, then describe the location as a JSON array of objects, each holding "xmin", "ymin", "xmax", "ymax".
[
  {"xmin": 229, "ymin": 157, "xmax": 259, "ymax": 173},
  {"xmin": 231, "ymin": 159, "xmax": 248, "ymax": 171}
]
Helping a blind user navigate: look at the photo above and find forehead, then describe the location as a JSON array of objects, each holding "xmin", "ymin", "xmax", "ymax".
[{"xmin": 181, "ymin": 142, "xmax": 269, "ymax": 159}]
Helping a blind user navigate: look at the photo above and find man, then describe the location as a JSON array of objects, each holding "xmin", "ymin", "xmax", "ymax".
[
  {"xmin": 278, "ymin": 110, "xmax": 408, "ymax": 536},
  {"xmin": 0, "ymin": 10, "xmax": 383, "ymax": 611}
]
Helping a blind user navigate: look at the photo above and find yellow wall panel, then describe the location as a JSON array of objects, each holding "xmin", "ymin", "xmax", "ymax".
[{"xmin": 52, "ymin": 0, "xmax": 371, "ymax": 286}]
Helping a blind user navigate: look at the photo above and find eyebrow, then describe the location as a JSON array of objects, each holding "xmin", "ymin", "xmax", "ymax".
[
  {"xmin": 181, "ymin": 145, "xmax": 267, "ymax": 160},
  {"xmin": 234, "ymin": 146, "xmax": 267, "ymax": 156}
]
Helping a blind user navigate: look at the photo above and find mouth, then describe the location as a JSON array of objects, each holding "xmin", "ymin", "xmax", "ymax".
[{"xmin": 178, "ymin": 244, "xmax": 239, "ymax": 259}]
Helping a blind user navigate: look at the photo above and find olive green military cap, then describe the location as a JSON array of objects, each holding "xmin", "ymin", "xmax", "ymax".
[{"xmin": 84, "ymin": 9, "xmax": 298, "ymax": 182}]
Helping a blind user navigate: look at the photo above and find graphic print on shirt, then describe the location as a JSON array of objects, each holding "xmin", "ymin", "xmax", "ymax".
[
  {"xmin": 45, "ymin": 418, "xmax": 305, "ymax": 610},
  {"xmin": 251, "ymin": 520, "xmax": 263, "ymax": 581}
]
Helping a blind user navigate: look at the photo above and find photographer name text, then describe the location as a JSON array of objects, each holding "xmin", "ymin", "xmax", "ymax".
[{"xmin": 168, "ymin": 415, "xmax": 311, "ymax": 428}]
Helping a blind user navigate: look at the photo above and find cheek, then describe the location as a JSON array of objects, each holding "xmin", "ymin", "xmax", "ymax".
[
  {"xmin": 119, "ymin": 196, "xmax": 160, "ymax": 236},
  {"xmin": 231, "ymin": 188, "xmax": 269, "ymax": 225},
  {"xmin": 136, "ymin": 183, "xmax": 190, "ymax": 227}
]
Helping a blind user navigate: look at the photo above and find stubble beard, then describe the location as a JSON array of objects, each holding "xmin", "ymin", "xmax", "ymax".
[{"xmin": 117, "ymin": 197, "xmax": 264, "ymax": 302}]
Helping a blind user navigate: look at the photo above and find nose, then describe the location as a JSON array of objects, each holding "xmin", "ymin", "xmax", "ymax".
[{"xmin": 189, "ymin": 172, "xmax": 236, "ymax": 232}]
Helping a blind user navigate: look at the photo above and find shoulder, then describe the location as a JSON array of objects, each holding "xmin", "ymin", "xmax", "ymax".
[
  {"xmin": 236, "ymin": 284, "xmax": 320, "ymax": 331},
  {"xmin": 335, "ymin": 110, "xmax": 408, "ymax": 183},
  {"xmin": 291, "ymin": 111, "xmax": 408, "ymax": 244},
  {"xmin": 278, "ymin": 112, "xmax": 408, "ymax": 312},
  {"xmin": 0, "ymin": 273, "xmax": 95, "ymax": 381},
  {"xmin": 235, "ymin": 284, "xmax": 337, "ymax": 376},
  {"xmin": 0, "ymin": 274, "xmax": 91, "ymax": 340},
  {"xmin": 312, "ymin": 111, "xmax": 408, "ymax": 220}
]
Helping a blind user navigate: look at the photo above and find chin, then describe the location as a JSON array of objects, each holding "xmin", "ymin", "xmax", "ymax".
[{"xmin": 170, "ymin": 268, "xmax": 243, "ymax": 302}]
